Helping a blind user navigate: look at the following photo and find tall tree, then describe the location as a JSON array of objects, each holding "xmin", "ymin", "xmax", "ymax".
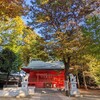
[
  {"xmin": 83, "ymin": 16, "xmax": 100, "ymax": 58},
  {"xmin": 81, "ymin": 16, "xmax": 100, "ymax": 88},
  {"xmin": 0, "ymin": 48, "xmax": 16, "ymax": 86},
  {"xmin": 28, "ymin": 0, "xmax": 99, "ymax": 95}
]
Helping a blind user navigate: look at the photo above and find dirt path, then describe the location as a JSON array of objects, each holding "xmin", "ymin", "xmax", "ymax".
[{"xmin": 74, "ymin": 89, "xmax": 100, "ymax": 100}]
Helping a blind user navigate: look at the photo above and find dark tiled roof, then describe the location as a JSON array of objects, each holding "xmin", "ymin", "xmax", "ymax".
[{"xmin": 23, "ymin": 61, "xmax": 64, "ymax": 70}]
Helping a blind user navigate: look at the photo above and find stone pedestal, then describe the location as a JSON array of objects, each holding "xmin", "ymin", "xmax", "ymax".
[
  {"xmin": 70, "ymin": 82, "xmax": 78, "ymax": 95},
  {"xmin": 21, "ymin": 81, "xmax": 29, "ymax": 96},
  {"xmin": 28, "ymin": 86, "xmax": 35, "ymax": 95}
]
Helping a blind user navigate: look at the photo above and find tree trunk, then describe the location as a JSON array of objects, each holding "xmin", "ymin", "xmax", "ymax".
[
  {"xmin": 5, "ymin": 72, "xmax": 10, "ymax": 87},
  {"xmin": 76, "ymin": 72, "xmax": 80, "ymax": 88},
  {"xmin": 25, "ymin": 56, "xmax": 30, "ymax": 66},
  {"xmin": 83, "ymin": 71, "xmax": 88, "ymax": 90},
  {"xmin": 63, "ymin": 56, "xmax": 70, "ymax": 96}
]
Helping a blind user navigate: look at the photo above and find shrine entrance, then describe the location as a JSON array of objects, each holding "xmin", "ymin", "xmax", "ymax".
[
  {"xmin": 28, "ymin": 70, "xmax": 64, "ymax": 88},
  {"xmin": 36, "ymin": 74, "xmax": 53, "ymax": 88}
]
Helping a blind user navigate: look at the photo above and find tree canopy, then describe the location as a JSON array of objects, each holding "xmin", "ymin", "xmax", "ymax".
[
  {"xmin": 0, "ymin": 0, "xmax": 28, "ymax": 20},
  {"xmin": 28, "ymin": 0, "xmax": 100, "ymax": 89},
  {"xmin": 29, "ymin": 0, "xmax": 99, "ymax": 34},
  {"xmin": 0, "ymin": 16, "xmax": 49, "ymax": 66},
  {"xmin": 28, "ymin": 0, "xmax": 99, "ymax": 71},
  {"xmin": 0, "ymin": 48, "xmax": 16, "ymax": 73}
]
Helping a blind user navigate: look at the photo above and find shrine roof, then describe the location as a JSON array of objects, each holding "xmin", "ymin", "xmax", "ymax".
[{"xmin": 23, "ymin": 60, "xmax": 64, "ymax": 70}]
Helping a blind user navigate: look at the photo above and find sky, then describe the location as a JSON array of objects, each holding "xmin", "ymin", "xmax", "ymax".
[
  {"xmin": 22, "ymin": 0, "xmax": 44, "ymax": 36},
  {"xmin": 26, "ymin": 0, "xmax": 31, "ymax": 5},
  {"xmin": 22, "ymin": 0, "xmax": 41, "ymax": 36},
  {"xmin": 22, "ymin": 0, "xmax": 31, "ymax": 24}
]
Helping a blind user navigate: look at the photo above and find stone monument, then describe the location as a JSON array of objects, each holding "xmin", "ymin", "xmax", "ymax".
[{"xmin": 69, "ymin": 74, "xmax": 78, "ymax": 96}]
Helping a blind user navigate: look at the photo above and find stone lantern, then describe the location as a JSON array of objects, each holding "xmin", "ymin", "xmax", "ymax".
[
  {"xmin": 21, "ymin": 73, "xmax": 29, "ymax": 96},
  {"xmin": 69, "ymin": 74, "xmax": 78, "ymax": 96}
]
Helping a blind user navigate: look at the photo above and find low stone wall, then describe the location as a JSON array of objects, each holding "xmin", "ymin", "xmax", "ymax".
[{"xmin": 0, "ymin": 86, "xmax": 35, "ymax": 98}]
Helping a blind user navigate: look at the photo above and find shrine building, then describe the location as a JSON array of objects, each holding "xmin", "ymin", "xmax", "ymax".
[{"xmin": 22, "ymin": 60, "xmax": 65, "ymax": 88}]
